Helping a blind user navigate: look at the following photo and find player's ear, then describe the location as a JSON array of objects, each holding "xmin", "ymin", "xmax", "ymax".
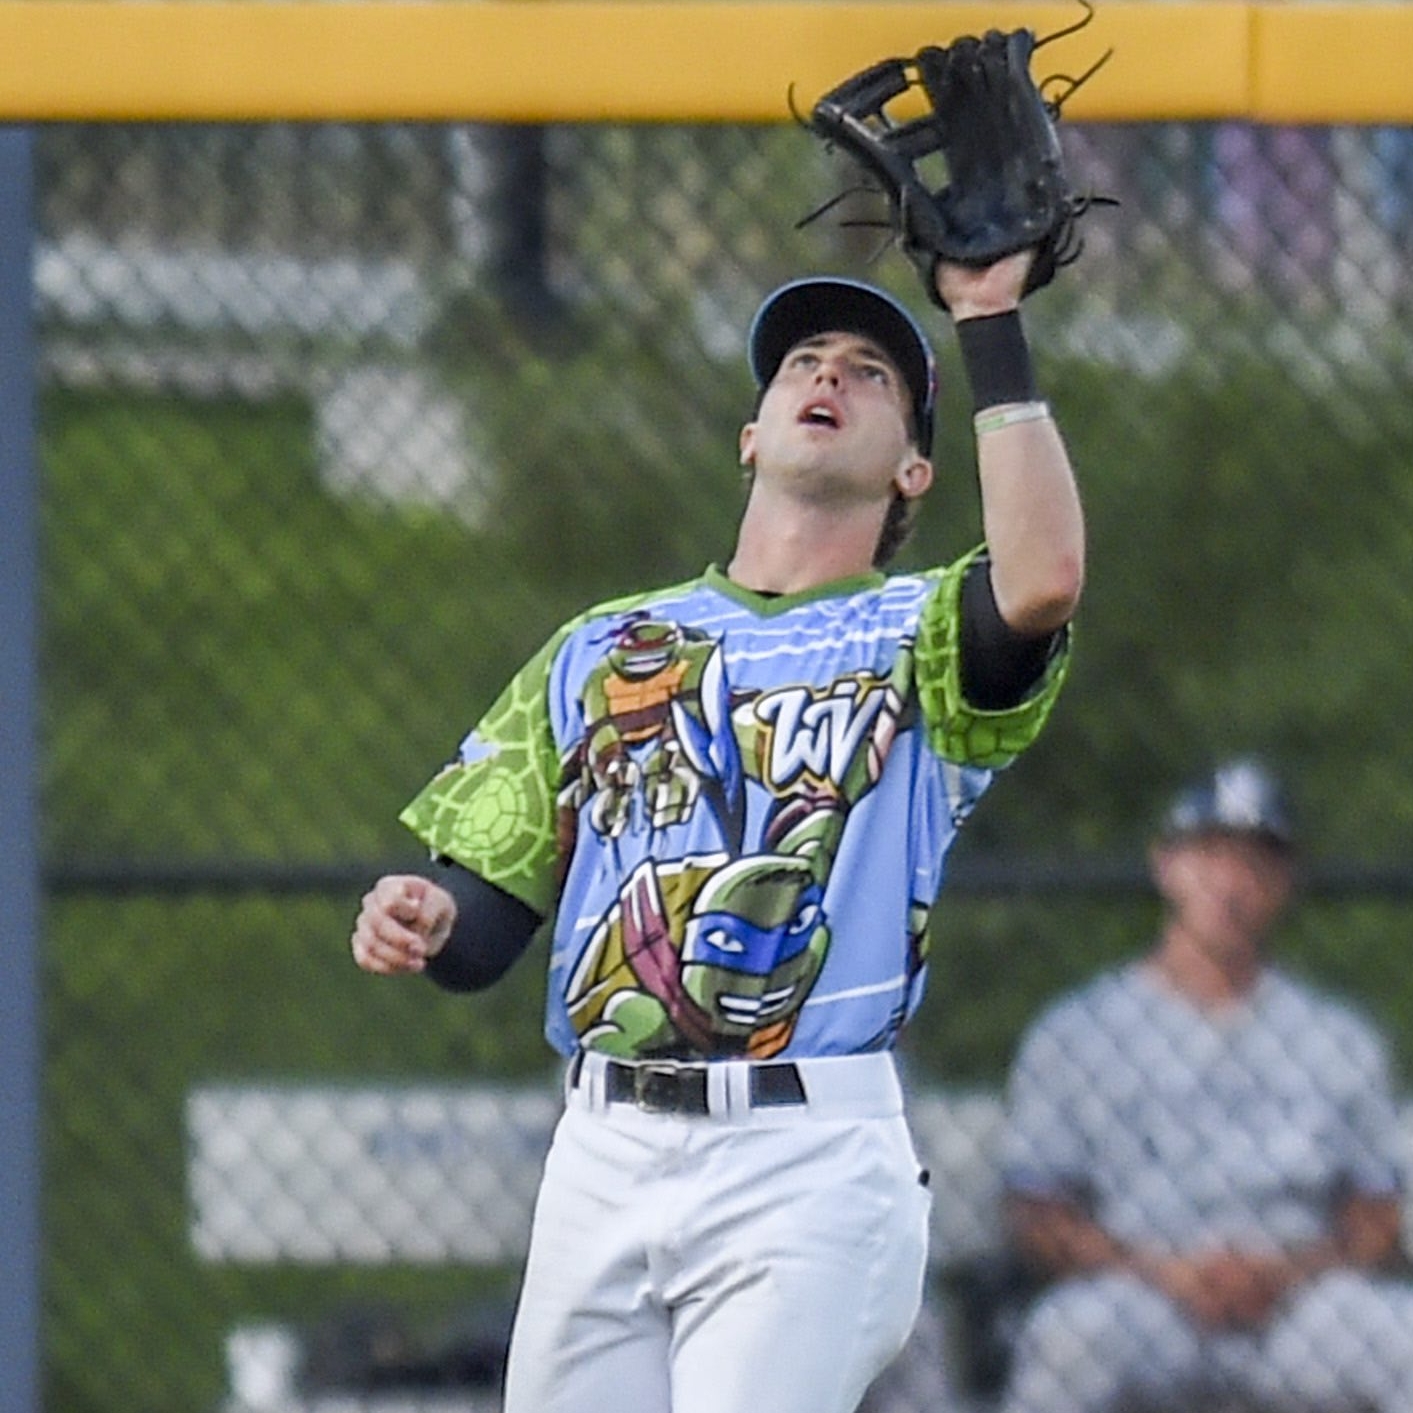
[
  {"xmin": 739, "ymin": 422, "xmax": 758, "ymax": 467},
  {"xmin": 894, "ymin": 454, "xmax": 933, "ymax": 501}
]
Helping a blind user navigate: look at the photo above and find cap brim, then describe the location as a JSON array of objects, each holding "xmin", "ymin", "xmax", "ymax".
[{"xmin": 748, "ymin": 277, "xmax": 936, "ymax": 452}]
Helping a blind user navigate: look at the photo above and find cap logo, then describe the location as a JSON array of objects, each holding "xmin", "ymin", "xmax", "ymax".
[{"xmin": 1212, "ymin": 762, "xmax": 1271, "ymax": 830}]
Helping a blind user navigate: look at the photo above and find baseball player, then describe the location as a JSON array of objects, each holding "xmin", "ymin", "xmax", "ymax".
[
  {"xmin": 1000, "ymin": 760, "xmax": 1413, "ymax": 1413},
  {"xmin": 350, "ymin": 249, "xmax": 1084, "ymax": 1413}
]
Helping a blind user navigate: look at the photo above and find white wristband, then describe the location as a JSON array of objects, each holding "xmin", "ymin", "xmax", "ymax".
[{"xmin": 973, "ymin": 401, "xmax": 1051, "ymax": 437}]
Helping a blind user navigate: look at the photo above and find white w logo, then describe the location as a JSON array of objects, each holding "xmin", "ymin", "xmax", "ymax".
[{"xmin": 756, "ymin": 681, "xmax": 887, "ymax": 790}]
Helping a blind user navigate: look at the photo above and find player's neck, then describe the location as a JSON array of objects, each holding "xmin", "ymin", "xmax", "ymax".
[
  {"xmin": 1147, "ymin": 925, "xmax": 1264, "ymax": 1009},
  {"xmin": 728, "ymin": 485, "xmax": 887, "ymax": 595}
]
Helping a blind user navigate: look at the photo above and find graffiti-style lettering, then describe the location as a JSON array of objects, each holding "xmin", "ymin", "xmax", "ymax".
[{"xmin": 755, "ymin": 681, "xmax": 887, "ymax": 791}]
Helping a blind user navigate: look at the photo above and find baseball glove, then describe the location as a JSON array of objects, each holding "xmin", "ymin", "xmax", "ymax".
[{"xmin": 801, "ymin": 13, "xmax": 1112, "ymax": 308}]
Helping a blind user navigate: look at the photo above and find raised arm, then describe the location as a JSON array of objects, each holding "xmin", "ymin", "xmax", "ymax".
[{"xmin": 937, "ymin": 254, "xmax": 1085, "ymax": 638}]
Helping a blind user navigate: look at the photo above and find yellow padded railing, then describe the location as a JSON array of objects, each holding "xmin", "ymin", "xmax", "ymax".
[{"xmin": 0, "ymin": 2, "xmax": 1409, "ymax": 124}]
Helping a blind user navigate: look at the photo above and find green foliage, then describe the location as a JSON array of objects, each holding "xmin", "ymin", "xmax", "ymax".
[
  {"xmin": 910, "ymin": 345, "xmax": 1413, "ymax": 862},
  {"xmin": 437, "ymin": 282, "xmax": 750, "ymax": 598}
]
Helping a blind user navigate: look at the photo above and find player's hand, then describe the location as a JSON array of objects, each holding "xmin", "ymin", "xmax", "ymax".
[
  {"xmin": 1199, "ymin": 1250, "xmax": 1296, "ymax": 1329},
  {"xmin": 935, "ymin": 250, "xmax": 1034, "ymax": 320},
  {"xmin": 351, "ymin": 874, "xmax": 456, "ymax": 976},
  {"xmin": 1150, "ymin": 1250, "xmax": 1292, "ymax": 1331}
]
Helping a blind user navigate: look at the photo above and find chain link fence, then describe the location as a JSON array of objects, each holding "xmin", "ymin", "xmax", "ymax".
[{"xmin": 38, "ymin": 119, "xmax": 1413, "ymax": 1413}]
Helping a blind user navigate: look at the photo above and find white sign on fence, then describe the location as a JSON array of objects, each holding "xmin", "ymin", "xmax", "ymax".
[{"xmin": 187, "ymin": 1082, "xmax": 561, "ymax": 1265}]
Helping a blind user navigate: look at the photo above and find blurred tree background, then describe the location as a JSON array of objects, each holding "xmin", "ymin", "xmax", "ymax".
[{"xmin": 35, "ymin": 119, "xmax": 1413, "ymax": 1410}]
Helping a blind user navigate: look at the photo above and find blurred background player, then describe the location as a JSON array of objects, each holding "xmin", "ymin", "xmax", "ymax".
[{"xmin": 999, "ymin": 758, "xmax": 1413, "ymax": 1413}]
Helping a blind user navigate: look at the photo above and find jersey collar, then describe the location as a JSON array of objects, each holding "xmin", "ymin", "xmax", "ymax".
[{"xmin": 703, "ymin": 562, "xmax": 887, "ymax": 617}]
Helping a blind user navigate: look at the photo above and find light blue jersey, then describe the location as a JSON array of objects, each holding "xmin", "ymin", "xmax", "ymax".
[{"xmin": 401, "ymin": 556, "xmax": 1068, "ymax": 1061}]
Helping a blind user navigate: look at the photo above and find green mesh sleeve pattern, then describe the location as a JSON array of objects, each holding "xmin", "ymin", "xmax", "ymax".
[
  {"xmin": 398, "ymin": 627, "xmax": 570, "ymax": 915},
  {"xmin": 913, "ymin": 547, "xmax": 1071, "ymax": 768}
]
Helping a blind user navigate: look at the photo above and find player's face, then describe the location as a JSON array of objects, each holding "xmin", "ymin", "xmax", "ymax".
[
  {"xmin": 1153, "ymin": 832, "xmax": 1295, "ymax": 957},
  {"xmin": 740, "ymin": 332, "xmax": 930, "ymax": 502}
]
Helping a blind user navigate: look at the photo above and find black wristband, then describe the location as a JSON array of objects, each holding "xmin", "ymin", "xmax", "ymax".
[{"xmin": 956, "ymin": 310, "xmax": 1038, "ymax": 412}]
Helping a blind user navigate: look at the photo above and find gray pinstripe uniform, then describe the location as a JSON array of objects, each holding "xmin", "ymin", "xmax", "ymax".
[{"xmin": 1000, "ymin": 962, "xmax": 1413, "ymax": 1413}]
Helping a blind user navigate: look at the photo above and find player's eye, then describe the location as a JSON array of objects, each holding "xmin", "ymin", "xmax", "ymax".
[{"xmin": 859, "ymin": 362, "xmax": 892, "ymax": 386}]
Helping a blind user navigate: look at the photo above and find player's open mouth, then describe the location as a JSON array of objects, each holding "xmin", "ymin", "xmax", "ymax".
[{"xmin": 799, "ymin": 401, "xmax": 840, "ymax": 428}]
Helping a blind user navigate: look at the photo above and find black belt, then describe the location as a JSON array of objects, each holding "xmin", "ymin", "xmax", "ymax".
[{"xmin": 575, "ymin": 1055, "xmax": 808, "ymax": 1115}]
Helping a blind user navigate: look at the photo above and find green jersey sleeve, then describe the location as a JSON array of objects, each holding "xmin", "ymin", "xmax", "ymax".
[
  {"xmin": 913, "ymin": 546, "xmax": 1071, "ymax": 768},
  {"xmin": 398, "ymin": 627, "xmax": 569, "ymax": 915}
]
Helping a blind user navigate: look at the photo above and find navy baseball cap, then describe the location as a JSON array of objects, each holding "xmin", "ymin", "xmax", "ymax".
[
  {"xmin": 748, "ymin": 277, "xmax": 938, "ymax": 453},
  {"xmin": 1159, "ymin": 758, "xmax": 1295, "ymax": 850}
]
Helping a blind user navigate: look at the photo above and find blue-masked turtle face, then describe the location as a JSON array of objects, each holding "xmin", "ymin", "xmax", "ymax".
[
  {"xmin": 680, "ymin": 856, "xmax": 829, "ymax": 1036},
  {"xmin": 686, "ymin": 891, "xmax": 824, "ymax": 973}
]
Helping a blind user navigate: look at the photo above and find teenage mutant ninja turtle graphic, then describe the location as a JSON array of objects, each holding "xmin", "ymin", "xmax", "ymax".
[
  {"xmin": 570, "ymin": 615, "xmax": 736, "ymax": 839},
  {"xmin": 562, "ymin": 615, "xmax": 917, "ymax": 1058},
  {"xmin": 565, "ymin": 852, "xmax": 829, "ymax": 1059}
]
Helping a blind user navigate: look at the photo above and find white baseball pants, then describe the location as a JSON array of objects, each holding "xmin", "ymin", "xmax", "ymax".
[{"xmin": 502, "ymin": 1052, "xmax": 932, "ymax": 1413}]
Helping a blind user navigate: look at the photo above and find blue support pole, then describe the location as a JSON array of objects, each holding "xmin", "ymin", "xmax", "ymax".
[{"xmin": 0, "ymin": 125, "xmax": 39, "ymax": 1413}]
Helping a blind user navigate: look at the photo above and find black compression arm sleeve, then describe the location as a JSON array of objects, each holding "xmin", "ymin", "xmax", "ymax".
[
  {"xmin": 959, "ymin": 559, "xmax": 1061, "ymax": 710},
  {"xmin": 419, "ymin": 859, "xmax": 544, "ymax": 992}
]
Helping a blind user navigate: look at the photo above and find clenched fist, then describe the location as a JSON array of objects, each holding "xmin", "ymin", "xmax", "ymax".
[{"xmin": 351, "ymin": 874, "xmax": 457, "ymax": 976}]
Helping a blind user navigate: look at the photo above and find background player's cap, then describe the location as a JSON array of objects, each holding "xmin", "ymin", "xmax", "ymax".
[
  {"xmin": 1159, "ymin": 758, "xmax": 1295, "ymax": 850},
  {"xmin": 748, "ymin": 277, "xmax": 937, "ymax": 453}
]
